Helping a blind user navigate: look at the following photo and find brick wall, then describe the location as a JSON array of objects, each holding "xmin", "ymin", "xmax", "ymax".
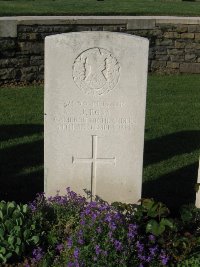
[{"xmin": 0, "ymin": 16, "xmax": 200, "ymax": 85}]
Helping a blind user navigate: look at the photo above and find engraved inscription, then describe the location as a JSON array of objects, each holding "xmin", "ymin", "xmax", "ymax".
[
  {"xmin": 72, "ymin": 135, "xmax": 116, "ymax": 197},
  {"xmin": 54, "ymin": 100, "xmax": 135, "ymax": 132},
  {"xmin": 73, "ymin": 48, "xmax": 120, "ymax": 96}
]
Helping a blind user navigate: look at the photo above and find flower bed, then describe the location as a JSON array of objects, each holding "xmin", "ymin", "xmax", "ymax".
[{"xmin": 0, "ymin": 188, "xmax": 200, "ymax": 266}]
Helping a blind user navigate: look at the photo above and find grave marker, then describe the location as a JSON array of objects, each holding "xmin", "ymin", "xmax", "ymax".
[
  {"xmin": 44, "ymin": 31, "xmax": 149, "ymax": 203},
  {"xmin": 196, "ymin": 159, "xmax": 200, "ymax": 208}
]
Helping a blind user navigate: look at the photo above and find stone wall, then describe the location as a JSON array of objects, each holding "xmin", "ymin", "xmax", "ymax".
[{"xmin": 0, "ymin": 16, "xmax": 200, "ymax": 85}]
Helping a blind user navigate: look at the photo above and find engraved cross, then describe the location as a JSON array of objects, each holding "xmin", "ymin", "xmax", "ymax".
[{"xmin": 72, "ymin": 135, "xmax": 116, "ymax": 198}]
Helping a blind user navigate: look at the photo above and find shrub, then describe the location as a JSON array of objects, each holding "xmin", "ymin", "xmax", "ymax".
[
  {"xmin": 1, "ymin": 189, "xmax": 200, "ymax": 266},
  {"xmin": 0, "ymin": 201, "xmax": 39, "ymax": 264}
]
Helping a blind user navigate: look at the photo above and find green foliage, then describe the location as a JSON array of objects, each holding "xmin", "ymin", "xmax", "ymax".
[
  {"xmin": 0, "ymin": 0, "xmax": 200, "ymax": 16},
  {"xmin": 177, "ymin": 253, "xmax": 200, "ymax": 267},
  {"xmin": 27, "ymin": 191, "xmax": 87, "ymax": 265},
  {"xmin": 0, "ymin": 192, "xmax": 200, "ymax": 266},
  {"xmin": 114, "ymin": 199, "xmax": 200, "ymax": 264},
  {"xmin": 134, "ymin": 199, "xmax": 175, "ymax": 236},
  {"xmin": 146, "ymin": 218, "xmax": 174, "ymax": 236},
  {"xmin": 0, "ymin": 201, "xmax": 40, "ymax": 264}
]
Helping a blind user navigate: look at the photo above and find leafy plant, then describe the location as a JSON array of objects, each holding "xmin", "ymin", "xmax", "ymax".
[
  {"xmin": 0, "ymin": 201, "xmax": 39, "ymax": 264},
  {"xmin": 0, "ymin": 190, "xmax": 200, "ymax": 266}
]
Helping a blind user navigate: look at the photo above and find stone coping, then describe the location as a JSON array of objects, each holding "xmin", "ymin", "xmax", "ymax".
[{"xmin": 0, "ymin": 16, "xmax": 200, "ymax": 37}]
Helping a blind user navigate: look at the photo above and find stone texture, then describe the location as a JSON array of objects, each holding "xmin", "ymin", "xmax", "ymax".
[
  {"xmin": 181, "ymin": 33, "xmax": 195, "ymax": 39},
  {"xmin": 0, "ymin": 38, "xmax": 16, "ymax": 50},
  {"xmin": 170, "ymin": 55, "xmax": 184, "ymax": 62},
  {"xmin": 18, "ymin": 42, "xmax": 44, "ymax": 54},
  {"xmin": 163, "ymin": 32, "xmax": 180, "ymax": 39},
  {"xmin": 195, "ymin": 33, "xmax": 200, "ymax": 40},
  {"xmin": 103, "ymin": 25, "xmax": 126, "ymax": 32},
  {"xmin": 188, "ymin": 25, "xmax": 197, "ymax": 33},
  {"xmin": 151, "ymin": 60, "xmax": 167, "ymax": 69},
  {"xmin": 44, "ymin": 32, "xmax": 149, "ymax": 203},
  {"xmin": 167, "ymin": 62, "xmax": 179, "ymax": 69},
  {"xmin": 176, "ymin": 25, "xmax": 188, "ymax": 33},
  {"xmin": 167, "ymin": 49, "xmax": 184, "ymax": 55},
  {"xmin": 185, "ymin": 54, "xmax": 196, "ymax": 61},
  {"xmin": 127, "ymin": 19, "xmax": 155, "ymax": 30},
  {"xmin": 156, "ymin": 39, "xmax": 174, "ymax": 46},
  {"xmin": 1, "ymin": 17, "xmax": 200, "ymax": 84},
  {"xmin": 0, "ymin": 20, "xmax": 17, "ymax": 37},
  {"xmin": 180, "ymin": 63, "xmax": 200, "ymax": 73},
  {"xmin": 175, "ymin": 41, "xmax": 186, "ymax": 48}
]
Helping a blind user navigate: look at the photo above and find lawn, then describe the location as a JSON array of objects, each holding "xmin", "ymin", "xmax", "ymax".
[
  {"xmin": 0, "ymin": 74, "xmax": 200, "ymax": 212},
  {"xmin": 0, "ymin": 0, "xmax": 200, "ymax": 16}
]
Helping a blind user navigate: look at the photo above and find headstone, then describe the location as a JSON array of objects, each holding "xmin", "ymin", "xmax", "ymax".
[
  {"xmin": 196, "ymin": 159, "xmax": 200, "ymax": 208},
  {"xmin": 44, "ymin": 31, "xmax": 149, "ymax": 203}
]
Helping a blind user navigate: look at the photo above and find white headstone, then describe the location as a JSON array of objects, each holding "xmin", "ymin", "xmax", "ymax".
[
  {"xmin": 196, "ymin": 159, "xmax": 200, "ymax": 208},
  {"xmin": 44, "ymin": 32, "xmax": 149, "ymax": 203}
]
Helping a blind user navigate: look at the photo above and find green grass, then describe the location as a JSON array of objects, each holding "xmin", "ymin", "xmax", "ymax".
[
  {"xmin": 0, "ymin": 0, "xmax": 200, "ymax": 16},
  {"xmin": 0, "ymin": 74, "xmax": 200, "ymax": 212},
  {"xmin": 0, "ymin": 86, "xmax": 44, "ymax": 203},
  {"xmin": 143, "ymin": 74, "xmax": 200, "ymax": 211}
]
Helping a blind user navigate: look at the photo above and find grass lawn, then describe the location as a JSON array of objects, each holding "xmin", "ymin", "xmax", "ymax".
[
  {"xmin": 0, "ymin": 0, "xmax": 200, "ymax": 16},
  {"xmin": 0, "ymin": 74, "xmax": 200, "ymax": 212}
]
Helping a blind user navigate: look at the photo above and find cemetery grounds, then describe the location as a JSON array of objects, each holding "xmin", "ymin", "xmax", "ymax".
[
  {"xmin": 0, "ymin": 75, "xmax": 199, "ymax": 208},
  {"xmin": 0, "ymin": 74, "xmax": 200, "ymax": 266},
  {"xmin": 0, "ymin": 0, "xmax": 200, "ymax": 16},
  {"xmin": 0, "ymin": 1, "xmax": 200, "ymax": 265}
]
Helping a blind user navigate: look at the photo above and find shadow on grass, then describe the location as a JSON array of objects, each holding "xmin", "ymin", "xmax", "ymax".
[
  {"xmin": 0, "ymin": 126, "xmax": 199, "ymax": 210},
  {"xmin": 142, "ymin": 162, "xmax": 199, "ymax": 214},
  {"xmin": 0, "ymin": 124, "xmax": 43, "ymax": 142},
  {"xmin": 0, "ymin": 124, "xmax": 43, "ymax": 203},
  {"xmin": 143, "ymin": 130, "xmax": 200, "ymax": 167},
  {"xmin": 143, "ymin": 130, "xmax": 200, "ymax": 213}
]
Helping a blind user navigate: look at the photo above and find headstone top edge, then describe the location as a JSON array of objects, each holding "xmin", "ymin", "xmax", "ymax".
[{"xmin": 45, "ymin": 31, "xmax": 149, "ymax": 44}]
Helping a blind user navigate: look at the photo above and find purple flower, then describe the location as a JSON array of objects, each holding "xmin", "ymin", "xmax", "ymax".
[
  {"xmin": 114, "ymin": 240, "xmax": 122, "ymax": 251},
  {"xmin": 149, "ymin": 246, "xmax": 158, "ymax": 256},
  {"xmin": 84, "ymin": 207, "xmax": 91, "ymax": 215},
  {"xmin": 80, "ymin": 219, "xmax": 85, "ymax": 225},
  {"xmin": 97, "ymin": 226, "xmax": 102, "ymax": 233},
  {"xmin": 67, "ymin": 238, "xmax": 73, "ymax": 248},
  {"xmin": 74, "ymin": 248, "xmax": 79, "ymax": 259},
  {"xmin": 105, "ymin": 214, "xmax": 112, "ymax": 222},
  {"xmin": 109, "ymin": 222, "xmax": 117, "ymax": 231},
  {"xmin": 67, "ymin": 262, "xmax": 74, "ymax": 267},
  {"xmin": 32, "ymin": 247, "xmax": 44, "ymax": 262},
  {"xmin": 29, "ymin": 201, "xmax": 37, "ymax": 212},
  {"xmin": 78, "ymin": 236, "xmax": 84, "ymax": 245},
  {"xmin": 56, "ymin": 243, "xmax": 64, "ymax": 253},
  {"xmin": 91, "ymin": 212, "xmax": 98, "ymax": 220},
  {"xmin": 136, "ymin": 241, "xmax": 144, "ymax": 252},
  {"xmin": 146, "ymin": 256, "xmax": 151, "ymax": 263},
  {"xmin": 128, "ymin": 223, "xmax": 137, "ymax": 240},
  {"xmin": 160, "ymin": 250, "xmax": 169, "ymax": 265},
  {"xmin": 95, "ymin": 245, "xmax": 101, "ymax": 255},
  {"xmin": 138, "ymin": 253, "xmax": 146, "ymax": 261}
]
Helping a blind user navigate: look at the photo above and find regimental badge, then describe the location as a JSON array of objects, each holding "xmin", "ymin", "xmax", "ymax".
[{"xmin": 73, "ymin": 47, "xmax": 120, "ymax": 96}]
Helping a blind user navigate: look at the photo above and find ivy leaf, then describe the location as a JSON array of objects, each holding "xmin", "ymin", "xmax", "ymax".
[
  {"xmin": 0, "ymin": 247, "xmax": 6, "ymax": 255},
  {"xmin": 146, "ymin": 219, "xmax": 166, "ymax": 236},
  {"xmin": 31, "ymin": 236, "xmax": 40, "ymax": 245}
]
